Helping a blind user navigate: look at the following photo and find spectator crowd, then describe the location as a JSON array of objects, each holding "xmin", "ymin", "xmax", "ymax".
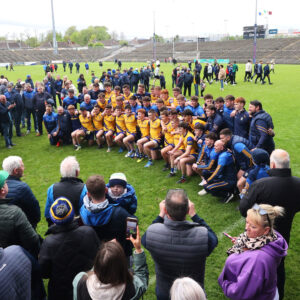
[{"xmin": 0, "ymin": 61, "xmax": 298, "ymax": 300}]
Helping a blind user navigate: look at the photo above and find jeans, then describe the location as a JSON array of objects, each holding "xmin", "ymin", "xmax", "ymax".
[
  {"xmin": 1, "ymin": 122, "xmax": 13, "ymax": 147},
  {"xmin": 26, "ymin": 108, "xmax": 38, "ymax": 131},
  {"xmin": 220, "ymin": 79, "xmax": 224, "ymax": 89},
  {"xmin": 194, "ymin": 84, "xmax": 199, "ymax": 96}
]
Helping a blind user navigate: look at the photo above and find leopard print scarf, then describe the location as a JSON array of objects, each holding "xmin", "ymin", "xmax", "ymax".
[{"xmin": 227, "ymin": 230, "xmax": 277, "ymax": 255}]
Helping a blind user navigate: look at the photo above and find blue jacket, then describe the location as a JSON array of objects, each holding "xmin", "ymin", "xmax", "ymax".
[
  {"xmin": 106, "ymin": 183, "xmax": 137, "ymax": 214},
  {"xmin": 233, "ymin": 109, "xmax": 250, "ymax": 139},
  {"xmin": 80, "ymin": 197, "xmax": 134, "ymax": 257},
  {"xmin": 206, "ymin": 113, "xmax": 223, "ymax": 134},
  {"xmin": 6, "ymin": 175, "xmax": 41, "ymax": 228},
  {"xmin": 23, "ymin": 90, "xmax": 36, "ymax": 110},
  {"xmin": 249, "ymin": 110, "xmax": 275, "ymax": 154},
  {"xmin": 264, "ymin": 65, "xmax": 270, "ymax": 75},
  {"xmin": 43, "ymin": 112, "xmax": 58, "ymax": 133}
]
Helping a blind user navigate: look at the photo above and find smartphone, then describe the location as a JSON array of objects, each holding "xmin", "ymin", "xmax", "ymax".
[
  {"xmin": 126, "ymin": 217, "xmax": 138, "ymax": 239},
  {"xmin": 223, "ymin": 232, "xmax": 234, "ymax": 241}
]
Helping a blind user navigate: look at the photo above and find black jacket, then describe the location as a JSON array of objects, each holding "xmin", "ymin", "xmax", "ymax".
[
  {"xmin": 239, "ymin": 168, "xmax": 300, "ymax": 243},
  {"xmin": 184, "ymin": 72, "xmax": 193, "ymax": 85},
  {"xmin": 38, "ymin": 220, "xmax": 100, "ymax": 300},
  {"xmin": 33, "ymin": 92, "xmax": 52, "ymax": 111}
]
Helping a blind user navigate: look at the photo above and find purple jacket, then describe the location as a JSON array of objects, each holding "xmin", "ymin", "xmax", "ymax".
[{"xmin": 218, "ymin": 231, "xmax": 287, "ymax": 300}]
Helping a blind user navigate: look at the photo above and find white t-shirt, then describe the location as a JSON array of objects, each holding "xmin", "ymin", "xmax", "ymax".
[{"xmin": 245, "ymin": 62, "xmax": 252, "ymax": 72}]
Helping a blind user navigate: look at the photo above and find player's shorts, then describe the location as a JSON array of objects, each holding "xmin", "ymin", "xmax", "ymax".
[
  {"xmin": 94, "ymin": 129, "xmax": 103, "ymax": 135},
  {"xmin": 116, "ymin": 131, "xmax": 126, "ymax": 136},
  {"xmin": 104, "ymin": 129, "xmax": 115, "ymax": 135}
]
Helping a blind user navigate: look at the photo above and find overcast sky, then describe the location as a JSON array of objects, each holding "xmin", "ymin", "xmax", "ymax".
[{"xmin": 1, "ymin": 0, "xmax": 299, "ymax": 40}]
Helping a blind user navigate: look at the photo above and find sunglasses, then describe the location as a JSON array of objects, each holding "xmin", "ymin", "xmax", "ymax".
[{"xmin": 252, "ymin": 203, "xmax": 271, "ymax": 227}]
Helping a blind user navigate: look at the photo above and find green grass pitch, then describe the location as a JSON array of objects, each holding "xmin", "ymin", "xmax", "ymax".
[{"xmin": 1, "ymin": 62, "xmax": 300, "ymax": 299}]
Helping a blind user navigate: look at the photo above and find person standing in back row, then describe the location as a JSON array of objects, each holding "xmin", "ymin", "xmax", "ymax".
[
  {"xmin": 239, "ymin": 149, "xmax": 300, "ymax": 300},
  {"xmin": 183, "ymin": 69, "xmax": 193, "ymax": 97}
]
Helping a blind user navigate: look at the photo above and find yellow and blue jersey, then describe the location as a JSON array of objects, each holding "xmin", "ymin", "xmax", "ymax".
[
  {"xmin": 150, "ymin": 118, "xmax": 162, "ymax": 141},
  {"xmin": 92, "ymin": 113, "xmax": 103, "ymax": 130},
  {"xmin": 97, "ymin": 99, "xmax": 109, "ymax": 111},
  {"xmin": 105, "ymin": 91, "xmax": 114, "ymax": 102},
  {"xmin": 124, "ymin": 114, "xmax": 137, "ymax": 134},
  {"xmin": 79, "ymin": 114, "xmax": 94, "ymax": 131},
  {"xmin": 115, "ymin": 114, "xmax": 127, "ymax": 133},
  {"xmin": 103, "ymin": 115, "xmax": 115, "ymax": 131},
  {"xmin": 151, "ymin": 94, "xmax": 158, "ymax": 104},
  {"xmin": 137, "ymin": 119, "xmax": 150, "ymax": 138},
  {"xmin": 182, "ymin": 131, "xmax": 197, "ymax": 154},
  {"xmin": 190, "ymin": 119, "xmax": 206, "ymax": 132},
  {"xmin": 163, "ymin": 121, "xmax": 174, "ymax": 146},
  {"xmin": 123, "ymin": 92, "xmax": 133, "ymax": 102}
]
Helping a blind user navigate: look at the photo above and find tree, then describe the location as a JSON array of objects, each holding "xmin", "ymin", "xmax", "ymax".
[
  {"xmin": 25, "ymin": 37, "xmax": 39, "ymax": 48},
  {"xmin": 119, "ymin": 40, "xmax": 128, "ymax": 46},
  {"xmin": 65, "ymin": 26, "xmax": 77, "ymax": 37},
  {"xmin": 154, "ymin": 34, "xmax": 164, "ymax": 43},
  {"xmin": 45, "ymin": 31, "xmax": 63, "ymax": 43}
]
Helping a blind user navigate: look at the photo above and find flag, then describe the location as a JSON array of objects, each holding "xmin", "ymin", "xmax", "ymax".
[
  {"xmin": 259, "ymin": 12, "xmax": 262, "ymax": 16},
  {"xmin": 268, "ymin": 11, "xmax": 272, "ymax": 15}
]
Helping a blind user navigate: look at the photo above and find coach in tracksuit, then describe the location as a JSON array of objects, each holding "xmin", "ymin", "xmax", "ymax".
[{"xmin": 249, "ymin": 100, "xmax": 275, "ymax": 154}]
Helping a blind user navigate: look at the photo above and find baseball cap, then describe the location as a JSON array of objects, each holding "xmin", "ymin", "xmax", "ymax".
[{"xmin": 0, "ymin": 170, "xmax": 9, "ymax": 189}]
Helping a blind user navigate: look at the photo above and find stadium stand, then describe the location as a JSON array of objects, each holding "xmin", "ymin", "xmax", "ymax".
[
  {"xmin": 0, "ymin": 38, "xmax": 299, "ymax": 64},
  {"xmin": 112, "ymin": 38, "xmax": 300, "ymax": 64}
]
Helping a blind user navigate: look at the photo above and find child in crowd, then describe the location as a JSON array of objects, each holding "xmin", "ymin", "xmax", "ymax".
[{"xmin": 106, "ymin": 173, "xmax": 138, "ymax": 214}]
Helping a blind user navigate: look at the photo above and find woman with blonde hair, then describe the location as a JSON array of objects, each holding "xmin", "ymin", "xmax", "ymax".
[{"xmin": 219, "ymin": 204, "xmax": 288, "ymax": 300}]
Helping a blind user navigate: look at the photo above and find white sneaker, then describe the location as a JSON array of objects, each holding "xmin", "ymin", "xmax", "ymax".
[
  {"xmin": 35, "ymin": 129, "xmax": 39, "ymax": 133},
  {"xmin": 198, "ymin": 189, "xmax": 207, "ymax": 196},
  {"xmin": 199, "ymin": 179, "xmax": 206, "ymax": 186},
  {"xmin": 26, "ymin": 130, "xmax": 30, "ymax": 135}
]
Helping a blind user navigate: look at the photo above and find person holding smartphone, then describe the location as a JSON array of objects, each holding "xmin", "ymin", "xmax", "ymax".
[
  {"xmin": 142, "ymin": 189, "xmax": 218, "ymax": 300},
  {"xmin": 73, "ymin": 225, "xmax": 149, "ymax": 300}
]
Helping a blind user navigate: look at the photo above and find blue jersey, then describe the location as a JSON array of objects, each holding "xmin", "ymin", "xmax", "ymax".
[
  {"xmin": 197, "ymin": 147, "xmax": 219, "ymax": 170},
  {"xmin": 185, "ymin": 104, "xmax": 205, "ymax": 119},
  {"xmin": 207, "ymin": 151, "xmax": 237, "ymax": 183},
  {"xmin": 43, "ymin": 112, "xmax": 57, "ymax": 133},
  {"xmin": 63, "ymin": 96, "xmax": 78, "ymax": 109},
  {"xmin": 223, "ymin": 104, "xmax": 234, "ymax": 131},
  {"xmin": 130, "ymin": 104, "xmax": 142, "ymax": 115},
  {"xmin": 80, "ymin": 100, "xmax": 97, "ymax": 112},
  {"xmin": 176, "ymin": 105, "xmax": 186, "ymax": 114}
]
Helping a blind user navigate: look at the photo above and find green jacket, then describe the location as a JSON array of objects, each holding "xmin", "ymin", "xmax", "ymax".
[
  {"xmin": 0, "ymin": 198, "xmax": 40, "ymax": 257},
  {"xmin": 73, "ymin": 250, "xmax": 149, "ymax": 300},
  {"xmin": 232, "ymin": 64, "xmax": 239, "ymax": 73}
]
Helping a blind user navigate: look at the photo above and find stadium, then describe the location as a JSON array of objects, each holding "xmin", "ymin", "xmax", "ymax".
[{"xmin": 0, "ymin": 0, "xmax": 300, "ymax": 299}]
